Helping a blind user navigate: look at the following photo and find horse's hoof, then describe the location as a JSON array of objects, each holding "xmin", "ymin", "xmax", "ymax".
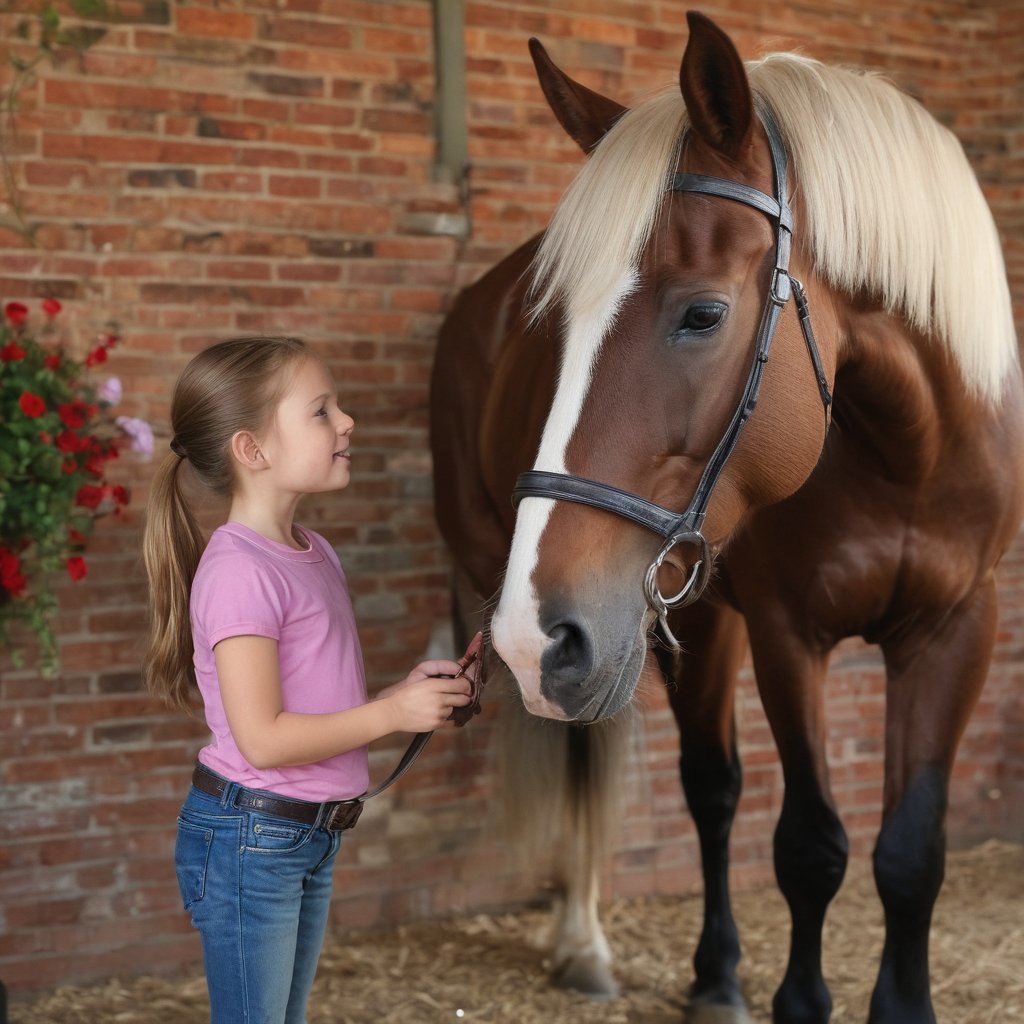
[
  {"xmin": 684, "ymin": 998, "xmax": 754, "ymax": 1024},
  {"xmin": 550, "ymin": 953, "xmax": 619, "ymax": 999}
]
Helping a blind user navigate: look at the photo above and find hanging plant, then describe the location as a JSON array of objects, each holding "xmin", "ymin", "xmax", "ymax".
[{"xmin": 0, "ymin": 298, "xmax": 151, "ymax": 674}]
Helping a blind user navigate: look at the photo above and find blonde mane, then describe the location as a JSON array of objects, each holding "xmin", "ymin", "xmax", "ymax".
[{"xmin": 531, "ymin": 53, "xmax": 1017, "ymax": 402}]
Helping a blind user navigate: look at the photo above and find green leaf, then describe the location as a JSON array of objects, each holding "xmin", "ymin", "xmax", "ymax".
[{"xmin": 39, "ymin": 4, "xmax": 60, "ymax": 31}]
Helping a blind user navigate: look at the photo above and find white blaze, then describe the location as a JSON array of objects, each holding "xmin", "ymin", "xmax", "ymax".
[{"xmin": 491, "ymin": 273, "xmax": 637, "ymax": 716}]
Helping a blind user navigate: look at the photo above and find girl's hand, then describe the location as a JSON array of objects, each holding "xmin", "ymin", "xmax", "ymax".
[
  {"xmin": 375, "ymin": 659, "xmax": 462, "ymax": 701},
  {"xmin": 377, "ymin": 661, "xmax": 472, "ymax": 733}
]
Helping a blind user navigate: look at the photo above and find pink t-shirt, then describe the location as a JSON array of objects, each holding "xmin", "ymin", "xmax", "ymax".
[{"xmin": 190, "ymin": 521, "xmax": 370, "ymax": 802}]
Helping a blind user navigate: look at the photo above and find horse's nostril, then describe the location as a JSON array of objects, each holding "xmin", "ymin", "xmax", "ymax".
[{"xmin": 542, "ymin": 619, "xmax": 594, "ymax": 685}]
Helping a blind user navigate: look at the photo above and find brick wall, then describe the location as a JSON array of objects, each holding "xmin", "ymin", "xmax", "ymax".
[{"xmin": 1, "ymin": 0, "xmax": 1021, "ymax": 994}]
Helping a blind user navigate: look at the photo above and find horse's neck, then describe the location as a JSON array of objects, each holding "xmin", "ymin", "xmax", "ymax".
[{"xmin": 833, "ymin": 311, "xmax": 967, "ymax": 482}]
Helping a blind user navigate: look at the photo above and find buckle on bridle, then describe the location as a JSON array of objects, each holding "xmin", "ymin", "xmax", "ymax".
[{"xmin": 770, "ymin": 267, "xmax": 791, "ymax": 306}]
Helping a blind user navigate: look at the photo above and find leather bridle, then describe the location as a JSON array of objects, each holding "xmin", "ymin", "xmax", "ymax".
[{"xmin": 512, "ymin": 107, "xmax": 832, "ymax": 647}]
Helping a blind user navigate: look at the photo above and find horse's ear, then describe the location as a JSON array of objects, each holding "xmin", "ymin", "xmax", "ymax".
[
  {"xmin": 529, "ymin": 37, "xmax": 628, "ymax": 153},
  {"xmin": 680, "ymin": 12, "xmax": 754, "ymax": 159}
]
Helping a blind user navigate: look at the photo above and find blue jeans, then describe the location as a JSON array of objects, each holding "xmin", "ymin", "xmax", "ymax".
[{"xmin": 175, "ymin": 779, "xmax": 342, "ymax": 1024}]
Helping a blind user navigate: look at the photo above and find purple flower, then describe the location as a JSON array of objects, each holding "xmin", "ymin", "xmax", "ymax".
[
  {"xmin": 98, "ymin": 377, "xmax": 122, "ymax": 405},
  {"xmin": 116, "ymin": 415, "xmax": 154, "ymax": 456}
]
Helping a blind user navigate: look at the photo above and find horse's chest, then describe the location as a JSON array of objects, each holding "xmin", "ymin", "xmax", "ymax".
[{"xmin": 724, "ymin": 463, "xmax": 989, "ymax": 642}]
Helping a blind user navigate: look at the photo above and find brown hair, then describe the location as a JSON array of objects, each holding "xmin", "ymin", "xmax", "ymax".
[{"xmin": 143, "ymin": 336, "xmax": 311, "ymax": 709}]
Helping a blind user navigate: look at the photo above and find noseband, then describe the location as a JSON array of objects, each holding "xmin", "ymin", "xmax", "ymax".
[{"xmin": 512, "ymin": 107, "xmax": 833, "ymax": 647}]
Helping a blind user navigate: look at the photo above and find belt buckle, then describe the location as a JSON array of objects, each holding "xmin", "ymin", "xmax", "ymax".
[{"xmin": 324, "ymin": 800, "xmax": 362, "ymax": 832}]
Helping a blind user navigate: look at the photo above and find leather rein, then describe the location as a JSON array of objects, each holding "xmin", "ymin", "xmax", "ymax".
[{"xmin": 512, "ymin": 107, "xmax": 832, "ymax": 647}]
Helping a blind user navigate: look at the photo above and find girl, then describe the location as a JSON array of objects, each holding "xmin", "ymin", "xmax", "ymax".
[{"xmin": 143, "ymin": 337, "xmax": 473, "ymax": 1024}]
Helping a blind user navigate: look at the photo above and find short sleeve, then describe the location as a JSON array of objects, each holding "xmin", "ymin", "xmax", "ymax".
[{"xmin": 191, "ymin": 546, "xmax": 286, "ymax": 649}]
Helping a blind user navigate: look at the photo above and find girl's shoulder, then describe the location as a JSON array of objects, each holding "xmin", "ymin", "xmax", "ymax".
[
  {"xmin": 193, "ymin": 524, "xmax": 271, "ymax": 591},
  {"xmin": 200, "ymin": 522, "xmax": 264, "ymax": 564}
]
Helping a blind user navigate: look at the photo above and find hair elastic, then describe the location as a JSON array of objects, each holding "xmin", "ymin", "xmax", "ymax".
[{"xmin": 169, "ymin": 438, "xmax": 187, "ymax": 459}]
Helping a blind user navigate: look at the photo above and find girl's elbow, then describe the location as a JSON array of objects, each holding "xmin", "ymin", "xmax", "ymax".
[{"xmin": 238, "ymin": 738, "xmax": 283, "ymax": 771}]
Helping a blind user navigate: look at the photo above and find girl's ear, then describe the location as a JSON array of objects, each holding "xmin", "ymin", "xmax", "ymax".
[{"xmin": 230, "ymin": 430, "xmax": 265, "ymax": 470}]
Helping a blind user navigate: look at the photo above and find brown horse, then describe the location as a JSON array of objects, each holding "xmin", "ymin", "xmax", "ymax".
[{"xmin": 431, "ymin": 12, "xmax": 1023, "ymax": 1024}]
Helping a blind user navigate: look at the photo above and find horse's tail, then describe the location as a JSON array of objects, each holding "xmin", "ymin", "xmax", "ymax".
[{"xmin": 496, "ymin": 682, "xmax": 636, "ymax": 889}]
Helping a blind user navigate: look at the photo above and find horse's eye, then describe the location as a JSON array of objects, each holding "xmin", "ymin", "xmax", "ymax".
[{"xmin": 673, "ymin": 302, "xmax": 727, "ymax": 338}]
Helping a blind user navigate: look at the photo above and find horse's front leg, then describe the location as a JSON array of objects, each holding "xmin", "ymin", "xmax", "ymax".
[
  {"xmin": 871, "ymin": 582, "xmax": 997, "ymax": 1024},
  {"xmin": 664, "ymin": 599, "xmax": 753, "ymax": 1024},
  {"xmin": 747, "ymin": 617, "xmax": 847, "ymax": 1024}
]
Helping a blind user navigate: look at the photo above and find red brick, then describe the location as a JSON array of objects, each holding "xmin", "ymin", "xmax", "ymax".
[
  {"xmin": 205, "ymin": 259, "xmax": 274, "ymax": 280},
  {"xmin": 176, "ymin": 8, "xmax": 257, "ymax": 39},
  {"xmin": 261, "ymin": 17, "xmax": 353, "ymax": 49},
  {"xmin": 236, "ymin": 146, "xmax": 304, "ymax": 168},
  {"xmin": 199, "ymin": 170, "xmax": 263, "ymax": 192},
  {"xmin": 361, "ymin": 108, "xmax": 430, "ymax": 134},
  {"xmin": 362, "ymin": 27, "xmax": 430, "ymax": 55},
  {"xmin": 268, "ymin": 174, "xmax": 322, "ymax": 198}
]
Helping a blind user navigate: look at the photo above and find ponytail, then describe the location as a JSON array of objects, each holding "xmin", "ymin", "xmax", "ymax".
[{"xmin": 143, "ymin": 452, "xmax": 204, "ymax": 709}]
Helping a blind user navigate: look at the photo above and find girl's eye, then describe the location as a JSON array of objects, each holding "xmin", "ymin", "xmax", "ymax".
[
  {"xmin": 317, "ymin": 407, "xmax": 328, "ymax": 418},
  {"xmin": 671, "ymin": 301, "xmax": 728, "ymax": 340}
]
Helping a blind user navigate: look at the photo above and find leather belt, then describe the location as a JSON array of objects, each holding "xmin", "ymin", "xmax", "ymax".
[{"xmin": 191, "ymin": 763, "xmax": 364, "ymax": 833}]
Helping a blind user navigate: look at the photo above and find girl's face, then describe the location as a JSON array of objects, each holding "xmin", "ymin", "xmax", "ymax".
[{"xmin": 258, "ymin": 356, "xmax": 355, "ymax": 496}]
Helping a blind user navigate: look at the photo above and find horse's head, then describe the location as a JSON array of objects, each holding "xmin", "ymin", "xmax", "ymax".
[{"xmin": 491, "ymin": 13, "xmax": 837, "ymax": 722}]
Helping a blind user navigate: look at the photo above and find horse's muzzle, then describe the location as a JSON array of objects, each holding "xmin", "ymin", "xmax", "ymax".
[{"xmin": 537, "ymin": 603, "xmax": 644, "ymax": 721}]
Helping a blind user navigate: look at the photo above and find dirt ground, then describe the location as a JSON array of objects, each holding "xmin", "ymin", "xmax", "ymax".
[{"xmin": 12, "ymin": 839, "xmax": 1023, "ymax": 1024}]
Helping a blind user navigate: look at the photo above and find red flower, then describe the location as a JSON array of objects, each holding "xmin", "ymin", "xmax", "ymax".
[
  {"xmin": 109, "ymin": 484, "xmax": 130, "ymax": 506},
  {"xmin": 0, "ymin": 548, "xmax": 27, "ymax": 597},
  {"xmin": 66, "ymin": 556, "xmax": 87, "ymax": 581},
  {"xmin": 18, "ymin": 391, "xmax": 46, "ymax": 418},
  {"xmin": 1, "ymin": 341, "xmax": 25, "ymax": 362},
  {"xmin": 4, "ymin": 302, "xmax": 28, "ymax": 326},
  {"xmin": 68, "ymin": 527, "xmax": 88, "ymax": 546},
  {"xmin": 43, "ymin": 353, "xmax": 61, "ymax": 370},
  {"xmin": 56, "ymin": 430, "xmax": 90, "ymax": 454},
  {"xmin": 58, "ymin": 401, "xmax": 87, "ymax": 429},
  {"xmin": 42, "ymin": 297, "xmax": 62, "ymax": 317},
  {"xmin": 75, "ymin": 484, "xmax": 105, "ymax": 509},
  {"xmin": 85, "ymin": 455, "xmax": 107, "ymax": 477},
  {"xmin": 62, "ymin": 458, "xmax": 78, "ymax": 474},
  {"xmin": 85, "ymin": 346, "xmax": 108, "ymax": 368}
]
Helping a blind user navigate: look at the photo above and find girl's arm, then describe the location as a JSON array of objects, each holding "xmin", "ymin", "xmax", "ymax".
[{"xmin": 215, "ymin": 635, "xmax": 472, "ymax": 770}]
